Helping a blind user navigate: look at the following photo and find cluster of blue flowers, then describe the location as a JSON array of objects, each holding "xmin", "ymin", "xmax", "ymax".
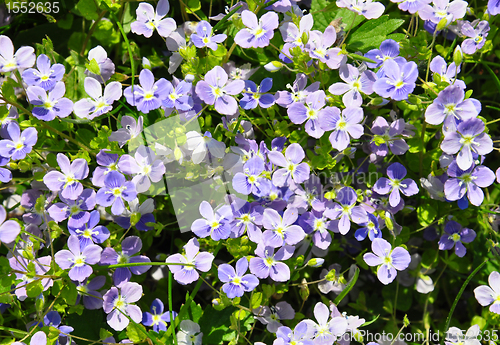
[{"xmin": 0, "ymin": 0, "xmax": 500, "ymax": 343}]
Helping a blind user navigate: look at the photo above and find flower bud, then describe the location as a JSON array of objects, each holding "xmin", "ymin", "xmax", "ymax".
[
  {"xmin": 307, "ymin": 258, "xmax": 325, "ymax": 267},
  {"xmin": 130, "ymin": 212, "xmax": 141, "ymax": 226},
  {"xmin": 453, "ymin": 45, "xmax": 463, "ymax": 66},
  {"xmin": 142, "ymin": 57, "xmax": 151, "ymax": 70},
  {"xmin": 264, "ymin": 61, "xmax": 283, "ymax": 72}
]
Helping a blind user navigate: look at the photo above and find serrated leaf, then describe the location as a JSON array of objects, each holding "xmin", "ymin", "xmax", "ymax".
[{"xmin": 311, "ymin": 0, "xmax": 364, "ymax": 31}]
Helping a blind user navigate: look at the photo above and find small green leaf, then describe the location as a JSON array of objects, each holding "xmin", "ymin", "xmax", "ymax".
[
  {"xmin": 26, "ymin": 280, "xmax": 43, "ymax": 298},
  {"xmin": 85, "ymin": 59, "xmax": 101, "ymax": 75}
]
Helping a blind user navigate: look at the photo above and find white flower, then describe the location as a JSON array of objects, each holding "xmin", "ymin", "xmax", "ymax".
[{"xmin": 177, "ymin": 320, "xmax": 203, "ymax": 345}]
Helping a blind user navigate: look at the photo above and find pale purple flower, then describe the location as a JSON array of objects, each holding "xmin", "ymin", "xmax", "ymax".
[
  {"xmin": 336, "ymin": 0, "xmax": 385, "ymax": 18},
  {"xmin": 68, "ymin": 210, "xmax": 110, "ymax": 250},
  {"xmin": 373, "ymin": 162, "xmax": 419, "ymax": 207},
  {"xmin": 85, "ymin": 46, "xmax": 115, "ymax": 83},
  {"xmin": 254, "ymin": 301, "xmax": 295, "ymax": 333},
  {"xmin": 195, "ymin": 66, "xmax": 244, "ymax": 115},
  {"xmin": 0, "ymin": 156, "xmax": 11, "ymax": 183},
  {"xmin": 73, "ymin": 78, "xmax": 122, "ymax": 120},
  {"xmin": 43, "ymin": 153, "xmax": 89, "ymax": 200},
  {"xmin": 280, "ymin": 13, "xmax": 313, "ymax": 48},
  {"xmin": 115, "ymin": 198, "xmax": 155, "ymax": 232},
  {"xmin": 54, "ymin": 235, "xmax": 102, "ymax": 282},
  {"xmin": 9, "ymin": 255, "xmax": 52, "ymax": 301},
  {"xmin": 391, "ymin": 0, "xmax": 431, "ymax": 13},
  {"xmin": 319, "ymin": 106, "xmax": 364, "ymax": 151},
  {"xmin": 461, "ymin": 21, "xmax": 489, "ymax": 54},
  {"xmin": 306, "ymin": 26, "xmax": 338, "ymax": 64},
  {"xmin": 162, "ymin": 79, "xmax": 193, "ymax": 111},
  {"xmin": 373, "ymin": 59, "xmax": 418, "ymax": 101},
  {"xmin": 298, "ymin": 210, "xmax": 335, "ymax": 250},
  {"xmin": 425, "ymin": 85, "xmax": 480, "ymax": 132},
  {"xmin": 108, "ymin": 116, "xmax": 144, "ymax": 148},
  {"xmin": 185, "ymin": 130, "xmax": 226, "ymax": 164},
  {"xmin": 11, "ymin": 331, "xmax": 47, "ymax": 345},
  {"xmin": 441, "ymin": 118, "xmax": 493, "ymax": 170},
  {"xmin": 229, "ymin": 199, "xmax": 264, "ymax": 242},
  {"xmin": 0, "ymin": 204, "xmax": 20, "ymax": 244},
  {"xmin": 262, "ymin": 207, "xmax": 305, "ymax": 247},
  {"xmin": 489, "ymin": 0, "xmax": 500, "ymax": 15},
  {"xmin": 275, "ymin": 324, "xmax": 314, "ymax": 345},
  {"xmin": 354, "ymin": 213, "xmax": 382, "ymax": 241},
  {"xmin": 142, "ymin": 298, "xmax": 177, "ymax": 332},
  {"xmin": 191, "ymin": 21, "xmax": 227, "ymax": 50},
  {"xmin": 218, "ymin": 257, "xmax": 259, "ymax": 298},
  {"xmin": 430, "ymin": 55, "xmax": 465, "ymax": 88},
  {"xmin": 249, "ymin": 244, "xmax": 294, "ymax": 282},
  {"xmin": 474, "ymin": 271, "xmax": 500, "ymax": 314},
  {"xmin": 419, "ymin": 0, "xmax": 468, "ymax": 25},
  {"xmin": 324, "ymin": 186, "xmax": 368, "ymax": 235},
  {"xmin": 268, "ymin": 143, "xmax": 310, "ymax": 187},
  {"xmin": 234, "ymin": 10, "xmax": 279, "ymax": 48},
  {"xmin": 210, "ymin": 1, "xmax": 248, "ymax": 20},
  {"xmin": 420, "ymin": 174, "xmax": 447, "ymax": 201},
  {"xmin": 118, "ymin": 145, "xmax": 166, "ymax": 193},
  {"xmin": 444, "ymin": 161, "xmax": 495, "ymax": 206},
  {"xmin": 363, "ymin": 238, "xmax": 411, "ymax": 284},
  {"xmin": 232, "ymin": 156, "xmax": 272, "ymax": 196},
  {"xmin": 131, "ymin": 0, "xmax": 176, "ymax": 38},
  {"xmin": 92, "ymin": 149, "xmax": 120, "ymax": 187},
  {"xmin": 27, "ymin": 82, "xmax": 73, "ymax": 121},
  {"xmin": 438, "ymin": 220, "xmax": 475, "ymax": 257},
  {"xmin": 75, "ymin": 275, "xmax": 106, "ymax": 310},
  {"xmin": 223, "ymin": 61, "xmax": 259, "ymax": 81},
  {"xmin": 166, "ymin": 238, "xmax": 215, "ymax": 285},
  {"xmin": 302, "ymin": 302, "xmax": 348, "ymax": 344},
  {"xmin": 47, "ymin": 189, "xmax": 95, "ymax": 229},
  {"xmin": 288, "ymin": 90, "xmax": 327, "ymax": 138},
  {"xmin": 103, "ymin": 282, "xmax": 143, "ymax": 331},
  {"xmin": 364, "ymin": 39, "xmax": 407, "ymax": 73},
  {"xmin": 191, "ymin": 201, "xmax": 233, "ymax": 240},
  {"xmin": 369, "ymin": 116, "xmax": 409, "ymax": 156},
  {"xmin": 95, "ymin": 171, "xmax": 137, "ymax": 215},
  {"xmin": 0, "ymin": 35, "xmax": 35, "ymax": 72},
  {"xmin": 100, "ymin": 236, "xmax": 151, "ymax": 286},
  {"xmin": 329, "ymin": 64, "xmax": 377, "ymax": 107},
  {"xmin": 124, "ymin": 69, "xmax": 168, "ymax": 113},
  {"xmin": 275, "ymin": 73, "xmax": 320, "ymax": 108},
  {"xmin": 0, "ymin": 121, "xmax": 37, "ymax": 161},
  {"xmin": 240, "ymin": 78, "xmax": 276, "ymax": 109},
  {"xmin": 22, "ymin": 54, "xmax": 64, "ymax": 91}
]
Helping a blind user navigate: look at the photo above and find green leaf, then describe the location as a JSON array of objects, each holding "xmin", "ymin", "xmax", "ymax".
[
  {"xmin": 1, "ymin": 78, "xmax": 17, "ymax": 103},
  {"xmin": 348, "ymin": 16, "xmax": 405, "ymax": 51},
  {"xmin": 311, "ymin": 0, "xmax": 364, "ymax": 32},
  {"xmin": 198, "ymin": 306, "xmax": 236, "ymax": 344},
  {"xmin": 250, "ymin": 292, "xmax": 263, "ymax": 310},
  {"xmin": 61, "ymin": 282, "xmax": 78, "ymax": 305},
  {"xmin": 26, "ymin": 280, "xmax": 44, "ymax": 298},
  {"xmin": 185, "ymin": 0, "xmax": 201, "ymax": 13},
  {"xmin": 74, "ymin": 0, "xmax": 100, "ymax": 20},
  {"xmin": 85, "ymin": 59, "xmax": 101, "ymax": 75},
  {"xmin": 126, "ymin": 323, "xmax": 148, "ymax": 343},
  {"xmin": 334, "ymin": 266, "xmax": 359, "ymax": 304},
  {"xmin": 94, "ymin": 20, "xmax": 120, "ymax": 47},
  {"xmin": 417, "ymin": 203, "xmax": 437, "ymax": 226}
]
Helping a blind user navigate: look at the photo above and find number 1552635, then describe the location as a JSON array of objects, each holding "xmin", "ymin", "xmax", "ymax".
[{"xmin": 6, "ymin": 2, "xmax": 59, "ymax": 14}]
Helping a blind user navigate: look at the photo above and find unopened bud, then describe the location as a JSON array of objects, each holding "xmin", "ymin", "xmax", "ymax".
[
  {"xmin": 307, "ymin": 258, "xmax": 325, "ymax": 267},
  {"xmin": 185, "ymin": 74, "xmax": 195, "ymax": 82},
  {"xmin": 264, "ymin": 61, "xmax": 283, "ymax": 72},
  {"xmin": 142, "ymin": 57, "xmax": 151, "ymax": 70},
  {"xmin": 130, "ymin": 212, "xmax": 141, "ymax": 226},
  {"xmin": 36, "ymin": 293, "xmax": 45, "ymax": 313},
  {"xmin": 326, "ymin": 269, "xmax": 337, "ymax": 281},
  {"xmin": 436, "ymin": 16, "xmax": 450, "ymax": 31},
  {"xmin": 453, "ymin": 45, "xmax": 463, "ymax": 65}
]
